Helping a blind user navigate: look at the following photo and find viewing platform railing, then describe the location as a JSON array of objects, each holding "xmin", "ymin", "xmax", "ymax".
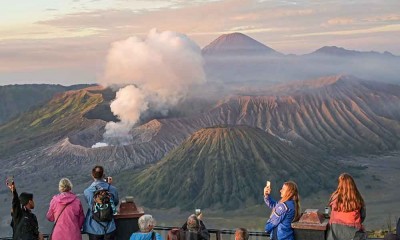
[{"xmin": 0, "ymin": 227, "xmax": 383, "ymax": 240}]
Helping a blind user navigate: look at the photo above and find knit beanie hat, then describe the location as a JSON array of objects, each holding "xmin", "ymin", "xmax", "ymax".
[{"xmin": 19, "ymin": 192, "xmax": 33, "ymax": 206}]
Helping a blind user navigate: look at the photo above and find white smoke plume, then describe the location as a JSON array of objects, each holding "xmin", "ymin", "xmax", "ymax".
[{"xmin": 96, "ymin": 29, "xmax": 206, "ymax": 146}]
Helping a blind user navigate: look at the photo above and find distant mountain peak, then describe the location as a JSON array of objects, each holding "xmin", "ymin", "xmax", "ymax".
[
  {"xmin": 310, "ymin": 46, "xmax": 397, "ymax": 58},
  {"xmin": 202, "ymin": 32, "xmax": 282, "ymax": 56},
  {"xmin": 312, "ymin": 46, "xmax": 357, "ymax": 56}
]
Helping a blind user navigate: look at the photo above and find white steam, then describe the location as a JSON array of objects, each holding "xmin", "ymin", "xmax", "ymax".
[{"xmin": 96, "ymin": 29, "xmax": 206, "ymax": 146}]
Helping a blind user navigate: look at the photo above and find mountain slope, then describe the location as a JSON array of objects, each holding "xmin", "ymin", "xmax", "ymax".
[
  {"xmin": 210, "ymin": 75, "xmax": 400, "ymax": 153},
  {"xmin": 123, "ymin": 126, "xmax": 340, "ymax": 209},
  {"xmin": 126, "ymin": 75, "xmax": 400, "ymax": 156},
  {"xmin": 0, "ymin": 86, "xmax": 104, "ymax": 156},
  {"xmin": 0, "ymin": 84, "xmax": 86, "ymax": 125}
]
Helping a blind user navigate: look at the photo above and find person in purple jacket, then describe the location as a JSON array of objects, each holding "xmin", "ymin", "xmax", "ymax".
[
  {"xmin": 263, "ymin": 181, "xmax": 301, "ymax": 240},
  {"xmin": 47, "ymin": 178, "xmax": 85, "ymax": 240}
]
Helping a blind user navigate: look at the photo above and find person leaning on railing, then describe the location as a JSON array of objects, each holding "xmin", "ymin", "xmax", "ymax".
[{"xmin": 326, "ymin": 173, "xmax": 367, "ymax": 240}]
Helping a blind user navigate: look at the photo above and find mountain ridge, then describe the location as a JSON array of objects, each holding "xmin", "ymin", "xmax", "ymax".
[{"xmin": 309, "ymin": 46, "xmax": 398, "ymax": 58}]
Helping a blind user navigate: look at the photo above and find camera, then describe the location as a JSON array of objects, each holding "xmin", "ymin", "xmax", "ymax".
[{"xmin": 105, "ymin": 176, "xmax": 112, "ymax": 183}]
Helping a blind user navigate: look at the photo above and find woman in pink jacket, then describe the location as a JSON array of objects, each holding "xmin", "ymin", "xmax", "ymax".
[{"xmin": 47, "ymin": 178, "xmax": 85, "ymax": 240}]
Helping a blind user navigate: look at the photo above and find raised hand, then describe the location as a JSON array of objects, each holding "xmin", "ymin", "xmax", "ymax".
[{"xmin": 264, "ymin": 185, "xmax": 271, "ymax": 197}]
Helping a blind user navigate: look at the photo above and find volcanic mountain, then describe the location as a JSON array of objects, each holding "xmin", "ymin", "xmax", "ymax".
[
  {"xmin": 2, "ymin": 75, "xmax": 399, "ymax": 174},
  {"xmin": 121, "ymin": 125, "xmax": 340, "ymax": 209},
  {"xmin": 0, "ymin": 85, "xmax": 104, "ymax": 157},
  {"xmin": 202, "ymin": 32, "xmax": 400, "ymax": 84},
  {"xmin": 202, "ymin": 32, "xmax": 283, "ymax": 56},
  {"xmin": 201, "ymin": 32, "xmax": 287, "ymax": 84},
  {"xmin": 124, "ymin": 75, "xmax": 400, "ymax": 157}
]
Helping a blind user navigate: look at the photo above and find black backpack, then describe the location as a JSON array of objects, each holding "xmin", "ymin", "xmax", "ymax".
[{"xmin": 92, "ymin": 184, "xmax": 114, "ymax": 223}]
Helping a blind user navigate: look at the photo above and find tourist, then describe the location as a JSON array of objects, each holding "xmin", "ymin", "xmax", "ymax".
[
  {"xmin": 46, "ymin": 178, "xmax": 85, "ymax": 240},
  {"xmin": 235, "ymin": 228, "xmax": 249, "ymax": 240},
  {"xmin": 83, "ymin": 165, "xmax": 119, "ymax": 240},
  {"xmin": 264, "ymin": 181, "xmax": 300, "ymax": 240},
  {"xmin": 181, "ymin": 214, "xmax": 210, "ymax": 240},
  {"xmin": 326, "ymin": 173, "xmax": 366, "ymax": 240},
  {"xmin": 8, "ymin": 181, "xmax": 44, "ymax": 240},
  {"xmin": 130, "ymin": 215, "xmax": 162, "ymax": 240}
]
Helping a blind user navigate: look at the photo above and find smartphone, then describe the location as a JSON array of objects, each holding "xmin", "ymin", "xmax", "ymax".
[
  {"xmin": 266, "ymin": 181, "xmax": 271, "ymax": 188},
  {"xmin": 105, "ymin": 176, "xmax": 112, "ymax": 183},
  {"xmin": 6, "ymin": 176, "xmax": 14, "ymax": 186},
  {"xmin": 195, "ymin": 208, "xmax": 201, "ymax": 216}
]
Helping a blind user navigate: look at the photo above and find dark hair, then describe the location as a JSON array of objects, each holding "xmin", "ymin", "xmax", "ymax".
[
  {"xmin": 19, "ymin": 192, "xmax": 33, "ymax": 206},
  {"xmin": 92, "ymin": 165, "xmax": 104, "ymax": 179},
  {"xmin": 235, "ymin": 228, "xmax": 249, "ymax": 240}
]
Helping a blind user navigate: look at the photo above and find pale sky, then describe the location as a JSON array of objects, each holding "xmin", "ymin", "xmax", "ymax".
[{"xmin": 1, "ymin": 0, "xmax": 400, "ymax": 85}]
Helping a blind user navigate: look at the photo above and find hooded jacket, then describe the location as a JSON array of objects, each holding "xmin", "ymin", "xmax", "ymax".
[{"xmin": 46, "ymin": 191, "xmax": 85, "ymax": 240}]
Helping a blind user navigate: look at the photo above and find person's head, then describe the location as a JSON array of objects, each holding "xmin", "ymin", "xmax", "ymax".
[
  {"xmin": 187, "ymin": 214, "xmax": 200, "ymax": 232},
  {"xmin": 330, "ymin": 173, "xmax": 364, "ymax": 212},
  {"xmin": 59, "ymin": 178, "xmax": 73, "ymax": 193},
  {"xmin": 280, "ymin": 181, "xmax": 301, "ymax": 222},
  {"xmin": 138, "ymin": 214, "xmax": 156, "ymax": 232},
  {"xmin": 19, "ymin": 192, "xmax": 34, "ymax": 209},
  {"xmin": 235, "ymin": 228, "xmax": 249, "ymax": 240},
  {"xmin": 92, "ymin": 165, "xmax": 104, "ymax": 180}
]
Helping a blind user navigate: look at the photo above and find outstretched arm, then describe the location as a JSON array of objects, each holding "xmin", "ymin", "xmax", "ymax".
[
  {"xmin": 9, "ymin": 184, "xmax": 22, "ymax": 223},
  {"xmin": 264, "ymin": 195, "xmax": 277, "ymax": 209}
]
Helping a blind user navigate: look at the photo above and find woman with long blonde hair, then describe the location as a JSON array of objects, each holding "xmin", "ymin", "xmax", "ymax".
[
  {"xmin": 327, "ymin": 173, "xmax": 366, "ymax": 240},
  {"xmin": 264, "ymin": 181, "xmax": 301, "ymax": 240}
]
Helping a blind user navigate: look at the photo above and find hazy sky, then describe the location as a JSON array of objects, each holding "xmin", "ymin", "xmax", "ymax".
[{"xmin": 1, "ymin": 0, "xmax": 399, "ymax": 85}]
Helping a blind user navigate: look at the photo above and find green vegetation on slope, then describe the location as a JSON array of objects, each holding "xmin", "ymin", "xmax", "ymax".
[
  {"xmin": 120, "ymin": 125, "xmax": 341, "ymax": 210},
  {"xmin": 0, "ymin": 84, "xmax": 95, "ymax": 125},
  {"xmin": 0, "ymin": 84, "xmax": 68, "ymax": 125},
  {"xmin": 0, "ymin": 89, "xmax": 103, "ymax": 157}
]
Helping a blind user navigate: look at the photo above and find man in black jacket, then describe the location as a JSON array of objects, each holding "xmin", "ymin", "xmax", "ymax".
[
  {"xmin": 8, "ymin": 182, "xmax": 43, "ymax": 240},
  {"xmin": 181, "ymin": 214, "xmax": 210, "ymax": 240}
]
